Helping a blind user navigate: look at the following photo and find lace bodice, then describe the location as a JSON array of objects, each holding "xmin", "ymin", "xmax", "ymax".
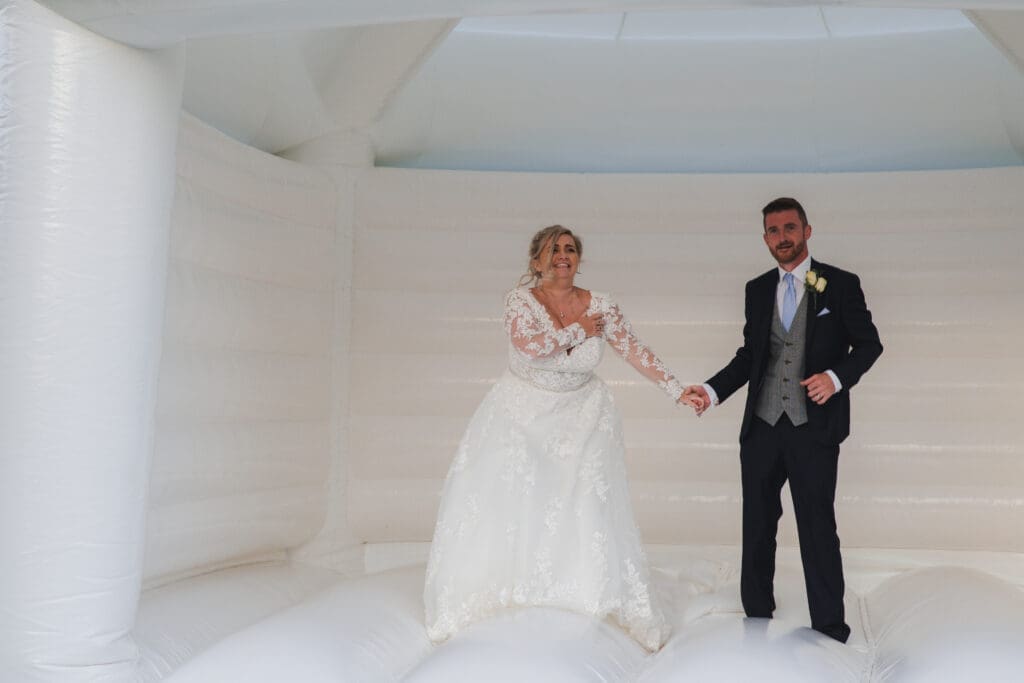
[{"xmin": 504, "ymin": 287, "xmax": 685, "ymax": 400}]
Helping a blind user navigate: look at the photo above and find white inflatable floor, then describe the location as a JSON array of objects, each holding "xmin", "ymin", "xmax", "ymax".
[{"xmin": 151, "ymin": 547, "xmax": 1024, "ymax": 682}]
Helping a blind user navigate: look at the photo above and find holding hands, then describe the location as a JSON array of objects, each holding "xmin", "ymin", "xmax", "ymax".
[
  {"xmin": 678, "ymin": 385, "xmax": 707, "ymax": 413},
  {"xmin": 681, "ymin": 385, "xmax": 710, "ymax": 416}
]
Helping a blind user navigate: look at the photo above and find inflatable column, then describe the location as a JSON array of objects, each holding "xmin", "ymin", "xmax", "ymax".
[
  {"xmin": 283, "ymin": 131, "xmax": 374, "ymax": 574},
  {"xmin": 0, "ymin": 1, "xmax": 184, "ymax": 680}
]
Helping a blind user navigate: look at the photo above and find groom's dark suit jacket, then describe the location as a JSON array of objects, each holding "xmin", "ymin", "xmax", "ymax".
[{"xmin": 707, "ymin": 259, "xmax": 883, "ymax": 445}]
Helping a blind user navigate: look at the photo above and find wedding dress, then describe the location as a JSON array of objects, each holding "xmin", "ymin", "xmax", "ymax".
[{"xmin": 423, "ymin": 286, "xmax": 686, "ymax": 652}]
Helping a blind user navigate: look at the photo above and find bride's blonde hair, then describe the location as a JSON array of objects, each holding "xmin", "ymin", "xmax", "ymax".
[{"xmin": 518, "ymin": 225, "xmax": 583, "ymax": 287}]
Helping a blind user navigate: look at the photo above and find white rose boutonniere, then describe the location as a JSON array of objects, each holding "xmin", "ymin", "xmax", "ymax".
[{"xmin": 805, "ymin": 269, "xmax": 827, "ymax": 305}]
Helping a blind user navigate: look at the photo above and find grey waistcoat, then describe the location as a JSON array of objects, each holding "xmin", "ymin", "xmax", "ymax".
[{"xmin": 754, "ymin": 291, "xmax": 809, "ymax": 427}]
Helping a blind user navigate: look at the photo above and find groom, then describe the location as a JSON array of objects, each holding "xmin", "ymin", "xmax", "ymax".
[{"xmin": 685, "ymin": 197, "xmax": 882, "ymax": 643}]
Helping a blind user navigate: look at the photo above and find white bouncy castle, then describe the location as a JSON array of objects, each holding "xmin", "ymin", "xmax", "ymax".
[{"xmin": 2, "ymin": 1, "xmax": 1023, "ymax": 681}]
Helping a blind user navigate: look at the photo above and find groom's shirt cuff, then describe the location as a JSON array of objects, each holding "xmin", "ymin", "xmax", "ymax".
[
  {"xmin": 702, "ymin": 383, "xmax": 720, "ymax": 409},
  {"xmin": 825, "ymin": 370, "xmax": 842, "ymax": 393}
]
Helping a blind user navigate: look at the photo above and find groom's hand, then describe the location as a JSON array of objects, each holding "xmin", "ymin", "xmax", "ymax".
[
  {"xmin": 801, "ymin": 373, "xmax": 837, "ymax": 405},
  {"xmin": 682, "ymin": 385, "xmax": 710, "ymax": 416}
]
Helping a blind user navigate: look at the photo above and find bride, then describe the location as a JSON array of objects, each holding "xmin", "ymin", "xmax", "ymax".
[{"xmin": 423, "ymin": 225, "xmax": 702, "ymax": 652}]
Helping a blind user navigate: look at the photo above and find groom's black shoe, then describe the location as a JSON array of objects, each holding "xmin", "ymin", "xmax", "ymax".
[{"xmin": 814, "ymin": 623, "xmax": 851, "ymax": 644}]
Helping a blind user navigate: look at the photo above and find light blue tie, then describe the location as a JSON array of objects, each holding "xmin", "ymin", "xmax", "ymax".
[{"xmin": 781, "ymin": 272, "xmax": 797, "ymax": 332}]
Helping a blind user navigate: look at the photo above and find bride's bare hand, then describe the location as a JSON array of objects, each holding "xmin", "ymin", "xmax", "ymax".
[
  {"xmin": 578, "ymin": 313, "xmax": 606, "ymax": 338},
  {"xmin": 678, "ymin": 391, "xmax": 705, "ymax": 413}
]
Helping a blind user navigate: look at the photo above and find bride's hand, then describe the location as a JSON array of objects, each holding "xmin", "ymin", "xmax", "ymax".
[
  {"xmin": 578, "ymin": 313, "xmax": 606, "ymax": 338},
  {"xmin": 678, "ymin": 389, "xmax": 706, "ymax": 414}
]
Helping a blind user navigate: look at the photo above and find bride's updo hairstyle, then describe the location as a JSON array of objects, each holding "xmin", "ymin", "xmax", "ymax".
[{"xmin": 519, "ymin": 224, "xmax": 583, "ymax": 287}]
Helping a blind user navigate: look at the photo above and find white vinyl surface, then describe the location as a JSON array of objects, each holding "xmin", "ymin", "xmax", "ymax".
[
  {"xmin": 349, "ymin": 166, "xmax": 1024, "ymax": 553},
  {"xmin": 0, "ymin": 2, "xmax": 183, "ymax": 680},
  {"xmin": 146, "ymin": 114, "xmax": 338, "ymax": 584},
  {"xmin": 4, "ymin": 3, "xmax": 1024, "ymax": 679},
  {"xmin": 147, "ymin": 127, "xmax": 1024, "ymax": 680},
  {"xmin": 157, "ymin": 549, "xmax": 1024, "ymax": 682}
]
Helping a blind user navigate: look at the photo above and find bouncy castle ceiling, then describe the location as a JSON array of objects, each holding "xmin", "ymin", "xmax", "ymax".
[
  {"xmin": 42, "ymin": 1, "xmax": 1024, "ymax": 173},
  {"xmin": 371, "ymin": 8, "xmax": 1024, "ymax": 172}
]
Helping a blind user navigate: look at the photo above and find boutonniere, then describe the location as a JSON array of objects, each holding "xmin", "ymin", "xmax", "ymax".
[{"xmin": 805, "ymin": 269, "xmax": 827, "ymax": 305}]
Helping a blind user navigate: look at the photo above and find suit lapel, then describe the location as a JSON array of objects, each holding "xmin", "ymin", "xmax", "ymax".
[
  {"xmin": 805, "ymin": 258, "xmax": 822, "ymax": 349},
  {"xmin": 758, "ymin": 271, "xmax": 777, "ymax": 334},
  {"xmin": 753, "ymin": 272, "xmax": 776, "ymax": 377}
]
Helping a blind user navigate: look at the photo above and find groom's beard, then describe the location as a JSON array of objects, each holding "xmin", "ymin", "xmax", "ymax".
[{"xmin": 770, "ymin": 239, "xmax": 807, "ymax": 266}]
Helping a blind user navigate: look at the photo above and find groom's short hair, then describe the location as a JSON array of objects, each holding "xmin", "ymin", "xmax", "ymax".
[{"xmin": 762, "ymin": 197, "xmax": 808, "ymax": 229}]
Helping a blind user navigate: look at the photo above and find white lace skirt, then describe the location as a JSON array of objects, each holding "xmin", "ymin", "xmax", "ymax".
[{"xmin": 423, "ymin": 371, "xmax": 670, "ymax": 651}]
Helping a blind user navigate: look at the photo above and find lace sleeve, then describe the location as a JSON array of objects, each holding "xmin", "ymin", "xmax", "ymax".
[
  {"xmin": 504, "ymin": 289, "xmax": 586, "ymax": 359},
  {"xmin": 603, "ymin": 297, "xmax": 685, "ymax": 402}
]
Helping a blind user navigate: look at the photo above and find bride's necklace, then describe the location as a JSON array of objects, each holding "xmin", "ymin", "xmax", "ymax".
[{"xmin": 536, "ymin": 286, "xmax": 579, "ymax": 321}]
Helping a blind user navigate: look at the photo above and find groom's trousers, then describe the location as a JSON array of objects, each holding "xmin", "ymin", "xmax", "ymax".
[{"xmin": 739, "ymin": 414, "xmax": 850, "ymax": 643}]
